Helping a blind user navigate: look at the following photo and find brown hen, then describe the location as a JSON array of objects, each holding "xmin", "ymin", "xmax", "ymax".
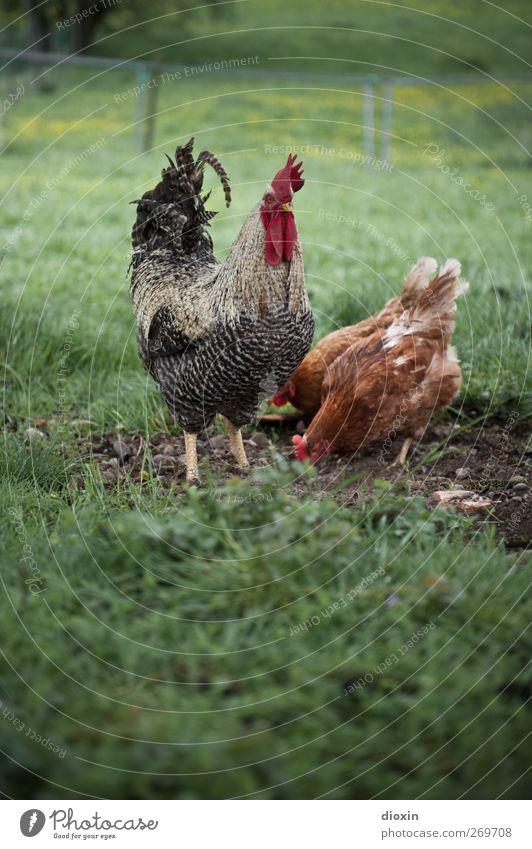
[
  {"xmin": 271, "ymin": 256, "xmax": 438, "ymax": 416},
  {"xmin": 293, "ymin": 259, "xmax": 467, "ymax": 466}
]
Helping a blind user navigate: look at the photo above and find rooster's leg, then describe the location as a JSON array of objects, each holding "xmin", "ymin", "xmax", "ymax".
[
  {"xmin": 183, "ymin": 432, "xmax": 200, "ymax": 482},
  {"xmin": 224, "ymin": 418, "xmax": 250, "ymax": 469},
  {"xmin": 392, "ymin": 437, "xmax": 413, "ymax": 467}
]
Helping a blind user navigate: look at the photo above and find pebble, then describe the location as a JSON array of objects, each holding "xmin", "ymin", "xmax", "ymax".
[
  {"xmin": 249, "ymin": 431, "xmax": 269, "ymax": 449},
  {"xmin": 429, "ymin": 490, "xmax": 492, "ymax": 513},
  {"xmin": 455, "ymin": 467, "xmax": 471, "ymax": 480},
  {"xmin": 210, "ymin": 435, "xmax": 226, "ymax": 451},
  {"xmin": 67, "ymin": 475, "xmax": 84, "ymax": 492},
  {"xmin": 162, "ymin": 444, "xmax": 177, "ymax": 456},
  {"xmin": 112, "ymin": 439, "xmax": 130, "ymax": 464},
  {"xmin": 24, "ymin": 427, "xmax": 45, "ymax": 440},
  {"xmin": 152, "ymin": 454, "xmax": 175, "ymax": 471},
  {"xmin": 509, "ymin": 475, "xmax": 526, "ymax": 485},
  {"xmin": 513, "ymin": 483, "xmax": 528, "ymax": 494}
]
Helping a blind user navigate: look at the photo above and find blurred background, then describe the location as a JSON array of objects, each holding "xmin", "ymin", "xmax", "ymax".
[{"xmin": 1, "ymin": 0, "xmax": 531, "ymax": 420}]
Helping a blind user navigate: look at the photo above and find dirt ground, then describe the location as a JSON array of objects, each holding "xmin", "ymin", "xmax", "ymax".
[{"xmin": 75, "ymin": 417, "xmax": 531, "ymax": 550}]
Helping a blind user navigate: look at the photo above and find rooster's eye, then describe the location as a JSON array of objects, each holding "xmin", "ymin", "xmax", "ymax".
[{"xmin": 265, "ymin": 194, "xmax": 275, "ymax": 204}]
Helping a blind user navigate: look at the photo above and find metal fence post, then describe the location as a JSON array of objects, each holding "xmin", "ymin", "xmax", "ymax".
[
  {"xmin": 363, "ymin": 74, "xmax": 378, "ymax": 164},
  {"xmin": 136, "ymin": 63, "xmax": 159, "ymax": 153},
  {"xmin": 381, "ymin": 80, "xmax": 394, "ymax": 165}
]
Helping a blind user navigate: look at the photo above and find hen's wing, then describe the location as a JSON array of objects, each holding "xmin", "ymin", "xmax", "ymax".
[{"xmin": 283, "ymin": 257, "xmax": 439, "ymax": 414}]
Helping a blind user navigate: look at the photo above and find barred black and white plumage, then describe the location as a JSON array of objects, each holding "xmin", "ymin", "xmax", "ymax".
[{"xmin": 130, "ymin": 138, "xmax": 314, "ymax": 480}]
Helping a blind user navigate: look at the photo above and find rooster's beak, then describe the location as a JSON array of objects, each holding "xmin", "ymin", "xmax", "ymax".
[{"xmin": 280, "ymin": 202, "xmax": 293, "ymax": 211}]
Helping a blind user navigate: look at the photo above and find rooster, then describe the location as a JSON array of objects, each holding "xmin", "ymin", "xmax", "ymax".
[
  {"xmin": 130, "ymin": 139, "xmax": 314, "ymax": 481},
  {"xmin": 272, "ymin": 256, "xmax": 438, "ymax": 416},
  {"xmin": 293, "ymin": 259, "xmax": 467, "ymax": 466}
]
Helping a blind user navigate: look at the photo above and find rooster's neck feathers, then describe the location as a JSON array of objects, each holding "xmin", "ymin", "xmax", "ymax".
[{"xmin": 130, "ymin": 142, "xmax": 309, "ymax": 344}]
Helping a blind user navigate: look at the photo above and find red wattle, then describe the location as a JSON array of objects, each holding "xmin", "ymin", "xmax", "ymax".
[
  {"xmin": 261, "ymin": 209, "xmax": 298, "ymax": 266},
  {"xmin": 283, "ymin": 213, "xmax": 297, "ymax": 262}
]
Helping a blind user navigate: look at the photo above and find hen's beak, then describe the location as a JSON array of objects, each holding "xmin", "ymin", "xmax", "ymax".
[{"xmin": 280, "ymin": 202, "xmax": 293, "ymax": 211}]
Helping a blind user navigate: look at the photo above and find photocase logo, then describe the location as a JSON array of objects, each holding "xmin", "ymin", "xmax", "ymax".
[{"xmin": 20, "ymin": 809, "xmax": 46, "ymax": 837}]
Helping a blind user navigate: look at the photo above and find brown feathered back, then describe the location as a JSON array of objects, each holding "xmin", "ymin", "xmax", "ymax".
[
  {"xmin": 275, "ymin": 256, "xmax": 439, "ymax": 415},
  {"xmin": 301, "ymin": 259, "xmax": 467, "ymax": 457}
]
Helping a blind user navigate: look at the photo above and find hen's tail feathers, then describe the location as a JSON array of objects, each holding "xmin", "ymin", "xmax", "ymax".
[
  {"xmin": 131, "ymin": 137, "xmax": 231, "ymax": 263},
  {"xmin": 409, "ymin": 258, "xmax": 468, "ymax": 342},
  {"xmin": 401, "ymin": 256, "xmax": 438, "ymax": 301}
]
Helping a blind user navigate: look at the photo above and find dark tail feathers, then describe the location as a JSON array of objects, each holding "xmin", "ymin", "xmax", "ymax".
[{"xmin": 131, "ymin": 137, "xmax": 231, "ymax": 260}]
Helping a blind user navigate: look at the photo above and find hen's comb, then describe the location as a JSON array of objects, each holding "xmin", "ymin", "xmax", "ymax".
[{"xmin": 292, "ymin": 434, "xmax": 308, "ymax": 461}]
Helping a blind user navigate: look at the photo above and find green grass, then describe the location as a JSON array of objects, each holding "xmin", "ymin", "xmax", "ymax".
[
  {"xmin": 1, "ymin": 464, "xmax": 530, "ymax": 799},
  {"xmin": 0, "ymin": 14, "xmax": 531, "ymax": 798},
  {"xmin": 60, "ymin": 0, "xmax": 532, "ymax": 78}
]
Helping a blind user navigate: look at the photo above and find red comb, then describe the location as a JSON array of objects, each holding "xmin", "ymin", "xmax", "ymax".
[
  {"xmin": 271, "ymin": 153, "xmax": 305, "ymax": 202},
  {"xmin": 289, "ymin": 154, "xmax": 304, "ymax": 192}
]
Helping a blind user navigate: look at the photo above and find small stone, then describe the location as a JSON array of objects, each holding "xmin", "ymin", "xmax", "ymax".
[
  {"xmin": 152, "ymin": 453, "xmax": 175, "ymax": 472},
  {"xmin": 509, "ymin": 475, "xmax": 526, "ymax": 484},
  {"xmin": 249, "ymin": 431, "xmax": 269, "ymax": 450},
  {"xmin": 67, "ymin": 475, "xmax": 84, "ymax": 492},
  {"xmin": 112, "ymin": 439, "xmax": 130, "ymax": 464},
  {"xmin": 178, "ymin": 453, "xmax": 188, "ymax": 466},
  {"xmin": 90, "ymin": 452, "xmax": 106, "ymax": 461},
  {"xmin": 432, "ymin": 425, "xmax": 451, "ymax": 438},
  {"xmin": 210, "ymin": 435, "xmax": 226, "ymax": 451},
  {"xmin": 455, "ymin": 467, "xmax": 471, "ymax": 480},
  {"xmin": 513, "ymin": 483, "xmax": 528, "ymax": 493},
  {"xmin": 511, "ymin": 496, "xmax": 523, "ymax": 502},
  {"xmin": 102, "ymin": 468, "xmax": 118, "ymax": 483},
  {"xmin": 24, "ymin": 427, "xmax": 45, "ymax": 440},
  {"xmin": 162, "ymin": 444, "xmax": 177, "ymax": 456},
  {"xmin": 429, "ymin": 489, "xmax": 491, "ymax": 513}
]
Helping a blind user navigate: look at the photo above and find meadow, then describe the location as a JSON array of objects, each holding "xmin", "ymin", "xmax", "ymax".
[{"xmin": 0, "ymin": 45, "xmax": 531, "ymax": 798}]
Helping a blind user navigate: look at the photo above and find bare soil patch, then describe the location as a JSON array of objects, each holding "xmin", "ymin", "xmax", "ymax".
[{"xmin": 76, "ymin": 418, "xmax": 531, "ymax": 549}]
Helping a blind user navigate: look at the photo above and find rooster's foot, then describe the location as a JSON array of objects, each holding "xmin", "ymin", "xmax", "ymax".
[
  {"xmin": 224, "ymin": 418, "xmax": 250, "ymax": 469},
  {"xmin": 183, "ymin": 432, "xmax": 200, "ymax": 483}
]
